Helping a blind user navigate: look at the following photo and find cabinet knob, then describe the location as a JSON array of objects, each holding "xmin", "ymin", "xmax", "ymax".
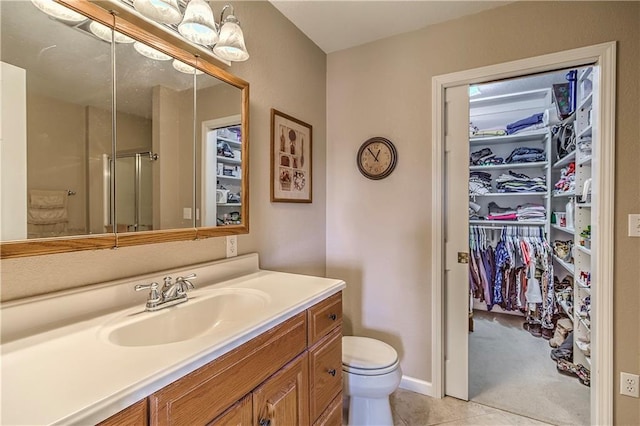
[
  {"xmin": 259, "ymin": 419, "xmax": 271, "ymax": 426},
  {"xmin": 328, "ymin": 369, "xmax": 337, "ymax": 376},
  {"xmin": 328, "ymin": 313, "xmax": 337, "ymax": 321}
]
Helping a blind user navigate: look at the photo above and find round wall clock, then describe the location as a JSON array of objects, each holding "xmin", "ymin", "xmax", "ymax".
[{"xmin": 356, "ymin": 137, "xmax": 398, "ymax": 180}]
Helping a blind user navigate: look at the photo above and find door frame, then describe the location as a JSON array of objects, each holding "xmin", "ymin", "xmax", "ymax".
[{"xmin": 431, "ymin": 42, "xmax": 616, "ymax": 425}]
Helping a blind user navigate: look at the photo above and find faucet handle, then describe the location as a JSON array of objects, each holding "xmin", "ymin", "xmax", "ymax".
[
  {"xmin": 176, "ymin": 273, "xmax": 197, "ymax": 290},
  {"xmin": 135, "ymin": 282, "xmax": 161, "ymax": 302}
]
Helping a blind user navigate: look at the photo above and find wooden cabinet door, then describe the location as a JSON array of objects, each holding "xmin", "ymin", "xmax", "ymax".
[
  {"xmin": 313, "ymin": 393, "xmax": 342, "ymax": 426},
  {"xmin": 309, "ymin": 327, "xmax": 342, "ymax": 422},
  {"xmin": 208, "ymin": 395, "xmax": 252, "ymax": 426},
  {"xmin": 253, "ymin": 353, "xmax": 309, "ymax": 426}
]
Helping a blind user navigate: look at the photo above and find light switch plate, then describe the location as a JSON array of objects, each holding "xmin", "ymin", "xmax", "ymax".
[{"xmin": 629, "ymin": 214, "xmax": 640, "ymax": 237}]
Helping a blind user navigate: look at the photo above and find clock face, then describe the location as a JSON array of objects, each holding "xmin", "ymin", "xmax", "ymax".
[{"xmin": 357, "ymin": 137, "xmax": 397, "ymax": 180}]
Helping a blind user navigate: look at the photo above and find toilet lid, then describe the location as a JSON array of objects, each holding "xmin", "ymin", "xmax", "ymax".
[{"xmin": 342, "ymin": 336, "xmax": 398, "ymax": 372}]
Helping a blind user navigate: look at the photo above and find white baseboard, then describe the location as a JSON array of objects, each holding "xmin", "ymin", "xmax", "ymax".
[{"xmin": 399, "ymin": 375, "xmax": 433, "ymax": 397}]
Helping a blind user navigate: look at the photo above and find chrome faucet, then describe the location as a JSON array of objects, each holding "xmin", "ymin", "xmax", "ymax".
[{"xmin": 135, "ymin": 273, "xmax": 197, "ymax": 311}]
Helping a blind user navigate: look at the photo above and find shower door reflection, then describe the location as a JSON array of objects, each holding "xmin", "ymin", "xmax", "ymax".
[{"xmin": 111, "ymin": 152, "xmax": 156, "ymax": 232}]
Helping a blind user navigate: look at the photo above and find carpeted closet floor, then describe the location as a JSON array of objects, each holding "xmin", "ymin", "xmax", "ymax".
[{"xmin": 469, "ymin": 310, "xmax": 590, "ymax": 425}]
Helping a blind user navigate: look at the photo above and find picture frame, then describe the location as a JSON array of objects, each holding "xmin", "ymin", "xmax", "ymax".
[{"xmin": 270, "ymin": 109, "xmax": 312, "ymax": 203}]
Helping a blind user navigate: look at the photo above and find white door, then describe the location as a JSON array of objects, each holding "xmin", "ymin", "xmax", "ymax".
[{"xmin": 444, "ymin": 85, "xmax": 470, "ymax": 400}]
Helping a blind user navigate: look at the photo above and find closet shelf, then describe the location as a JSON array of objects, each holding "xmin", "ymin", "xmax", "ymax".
[
  {"xmin": 578, "ymin": 93, "xmax": 593, "ymax": 111},
  {"xmin": 469, "ymin": 220, "xmax": 545, "ymax": 226},
  {"xmin": 217, "ymin": 156, "xmax": 241, "ymax": 165},
  {"xmin": 469, "ymin": 161, "xmax": 547, "ymax": 171},
  {"xmin": 551, "ymin": 224, "xmax": 575, "ymax": 234},
  {"xmin": 576, "ymin": 278, "xmax": 591, "ymax": 292},
  {"xmin": 577, "ymin": 316, "xmax": 591, "ymax": 331},
  {"xmin": 471, "ymin": 192, "xmax": 546, "ymax": 197},
  {"xmin": 576, "ymin": 245, "xmax": 591, "ymax": 255},
  {"xmin": 217, "ymin": 136, "xmax": 241, "ymax": 145},
  {"xmin": 469, "ymin": 129, "xmax": 548, "ymax": 146},
  {"xmin": 552, "ymin": 191, "xmax": 575, "ymax": 198},
  {"xmin": 577, "ymin": 124, "xmax": 592, "ymax": 139},
  {"xmin": 578, "ymin": 155, "xmax": 592, "ymax": 166},
  {"xmin": 217, "ymin": 175, "xmax": 242, "ymax": 181},
  {"xmin": 579, "ymin": 67, "xmax": 593, "ymax": 82},
  {"xmin": 552, "ymin": 151, "xmax": 576, "ymax": 168},
  {"xmin": 553, "ymin": 255, "xmax": 575, "ymax": 275},
  {"xmin": 217, "ymin": 203, "xmax": 241, "ymax": 207},
  {"xmin": 576, "ymin": 203, "xmax": 591, "ymax": 208}
]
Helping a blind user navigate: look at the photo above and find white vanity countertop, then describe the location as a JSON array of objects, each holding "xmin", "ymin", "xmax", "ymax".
[{"xmin": 0, "ymin": 254, "xmax": 345, "ymax": 425}]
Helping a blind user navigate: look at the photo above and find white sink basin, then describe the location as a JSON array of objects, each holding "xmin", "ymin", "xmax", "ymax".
[{"xmin": 104, "ymin": 288, "xmax": 270, "ymax": 347}]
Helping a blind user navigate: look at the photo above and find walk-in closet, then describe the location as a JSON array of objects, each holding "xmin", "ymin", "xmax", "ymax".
[{"xmin": 467, "ymin": 67, "xmax": 596, "ymax": 425}]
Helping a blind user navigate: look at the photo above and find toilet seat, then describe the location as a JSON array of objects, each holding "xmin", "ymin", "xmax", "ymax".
[{"xmin": 342, "ymin": 336, "xmax": 399, "ymax": 376}]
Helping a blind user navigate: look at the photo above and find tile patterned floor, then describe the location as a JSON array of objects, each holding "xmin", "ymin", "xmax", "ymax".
[{"xmin": 348, "ymin": 388, "xmax": 553, "ymax": 425}]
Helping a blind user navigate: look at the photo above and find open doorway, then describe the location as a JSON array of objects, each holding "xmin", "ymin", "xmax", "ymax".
[{"xmin": 431, "ymin": 42, "xmax": 616, "ymax": 426}]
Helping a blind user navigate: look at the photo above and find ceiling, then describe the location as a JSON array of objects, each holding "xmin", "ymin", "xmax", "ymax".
[{"xmin": 269, "ymin": 1, "xmax": 511, "ymax": 54}]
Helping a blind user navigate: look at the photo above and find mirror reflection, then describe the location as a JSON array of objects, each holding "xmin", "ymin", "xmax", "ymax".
[
  {"xmin": 113, "ymin": 39, "xmax": 196, "ymax": 232},
  {"xmin": 1, "ymin": 0, "xmax": 247, "ymax": 245},
  {"xmin": 0, "ymin": 1, "xmax": 112, "ymax": 240},
  {"xmin": 195, "ymin": 72, "xmax": 242, "ymax": 227}
]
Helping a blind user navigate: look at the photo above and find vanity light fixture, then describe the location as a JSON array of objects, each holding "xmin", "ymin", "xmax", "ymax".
[
  {"xmin": 213, "ymin": 5, "xmax": 249, "ymax": 62},
  {"xmin": 133, "ymin": 41, "xmax": 172, "ymax": 60},
  {"xmin": 178, "ymin": 0, "xmax": 219, "ymax": 46},
  {"xmin": 132, "ymin": 0, "xmax": 182, "ymax": 25},
  {"xmin": 30, "ymin": 0, "xmax": 86, "ymax": 23},
  {"xmin": 172, "ymin": 59, "xmax": 204, "ymax": 75},
  {"xmin": 124, "ymin": 0, "xmax": 249, "ymax": 62},
  {"xmin": 89, "ymin": 21, "xmax": 135, "ymax": 44}
]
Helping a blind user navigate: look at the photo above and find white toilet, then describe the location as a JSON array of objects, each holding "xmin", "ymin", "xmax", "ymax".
[{"xmin": 342, "ymin": 336, "xmax": 402, "ymax": 426}]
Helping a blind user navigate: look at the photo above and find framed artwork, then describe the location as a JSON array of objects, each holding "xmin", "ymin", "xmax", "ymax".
[{"xmin": 271, "ymin": 109, "xmax": 312, "ymax": 203}]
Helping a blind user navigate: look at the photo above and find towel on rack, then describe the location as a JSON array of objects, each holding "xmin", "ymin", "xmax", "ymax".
[
  {"xmin": 29, "ymin": 190, "xmax": 67, "ymax": 209},
  {"xmin": 27, "ymin": 190, "xmax": 68, "ymax": 237}
]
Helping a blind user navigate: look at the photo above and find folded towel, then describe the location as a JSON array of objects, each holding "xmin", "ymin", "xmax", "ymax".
[
  {"xmin": 28, "ymin": 208, "xmax": 68, "ymax": 224},
  {"xmin": 29, "ymin": 190, "xmax": 67, "ymax": 209}
]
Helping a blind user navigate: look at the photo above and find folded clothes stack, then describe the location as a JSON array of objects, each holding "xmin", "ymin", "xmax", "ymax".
[
  {"xmin": 506, "ymin": 113, "xmax": 544, "ymax": 135},
  {"xmin": 469, "ymin": 122, "xmax": 508, "ymax": 138},
  {"xmin": 505, "ymin": 146, "xmax": 546, "ymax": 164},
  {"xmin": 469, "ymin": 171, "xmax": 492, "ymax": 195},
  {"xmin": 470, "ymin": 147, "xmax": 505, "ymax": 166},
  {"xmin": 486, "ymin": 201, "xmax": 516, "ymax": 221},
  {"xmin": 496, "ymin": 171, "xmax": 547, "ymax": 193},
  {"xmin": 517, "ymin": 203, "xmax": 546, "ymax": 221}
]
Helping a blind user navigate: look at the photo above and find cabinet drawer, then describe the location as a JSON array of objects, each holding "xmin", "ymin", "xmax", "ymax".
[
  {"xmin": 98, "ymin": 399, "xmax": 147, "ymax": 426},
  {"xmin": 149, "ymin": 312, "xmax": 306, "ymax": 426},
  {"xmin": 307, "ymin": 292, "xmax": 342, "ymax": 346},
  {"xmin": 309, "ymin": 327, "xmax": 342, "ymax": 422},
  {"xmin": 313, "ymin": 392, "xmax": 342, "ymax": 426}
]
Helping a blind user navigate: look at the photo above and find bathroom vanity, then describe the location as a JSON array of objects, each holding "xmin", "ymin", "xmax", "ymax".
[{"xmin": 0, "ymin": 254, "xmax": 345, "ymax": 425}]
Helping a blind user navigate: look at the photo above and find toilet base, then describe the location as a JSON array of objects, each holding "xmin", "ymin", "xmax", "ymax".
[{"xmin": 348, "ymin": 395, "xmax": 393, "ymax": 426}]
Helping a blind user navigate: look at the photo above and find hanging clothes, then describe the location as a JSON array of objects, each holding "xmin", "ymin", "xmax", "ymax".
[{"xmin": 469, "ymin": 226, "xmax": 556, "ymax": 327}]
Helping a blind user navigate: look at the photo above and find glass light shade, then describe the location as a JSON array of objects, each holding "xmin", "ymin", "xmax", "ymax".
[
  {"xmin": 178, "ymin": 0, "xmax": 219, "ymax": 46},
  {"xmin": 172, "ymin": 59, "xmax": 204, "ymax": 75},
  {"xmin": 133, "ymin": 42, "xmax": 172, "ymax": 61},
  {"xmin": 89, "ymin": 21, "xmax": 135, "ymax": 44},
  {"xmin": 133, "ymin": 0, "xmax": 182, "ymax": 25},
  {"xmin": 213, "ymin": 18, "xmax": 249, "ymax": 62},
  {"xmin": 30, "ymin": 0, "xmax": 87, "ymax": 22}
]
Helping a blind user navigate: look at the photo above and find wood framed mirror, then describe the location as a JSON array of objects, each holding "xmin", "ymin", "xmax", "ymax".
[{"xmin": 0, "ymin": 0, "xmax": 249, "ymax": 258}]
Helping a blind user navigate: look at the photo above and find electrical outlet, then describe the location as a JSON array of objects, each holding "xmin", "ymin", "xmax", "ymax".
[
  {"xmin": 183, "ymin": 207, "xmax": 192, "ymax": 220},
  {"xmin": 226, "ymin": 235, "xmax": 237, "ymax": 258},
  {"xmin": 620, "ymin": 372, "xmax": 639, "ymax": 398},
  {"xmin": 629, "ymin": 214, "xmax": 640, "ymax": 237}
]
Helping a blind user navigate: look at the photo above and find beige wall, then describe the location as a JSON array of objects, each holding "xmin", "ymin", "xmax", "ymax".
[
  {"xmin": 27, "ymin": 92, "xmax": 86, "ymax": 234},
  {"xmin": 326, "ymin": 1, "xmax": 639, "ymax": 423},
  {"xmin": 1, "ymin": 2, "xmax": 327, "ymax": 301}
]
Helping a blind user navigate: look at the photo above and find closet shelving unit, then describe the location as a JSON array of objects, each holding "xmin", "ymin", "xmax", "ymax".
[
  {"xmin": 469, "ymin": 89, "xmax": 552, "ymax": 314},
  {"xmin": 549, "ymin": 66, "xmax": 596, "ymax": 368},
  {"xmin": 215, "ymin": 126, "xmax": 243, "ymax": 225},
  {"xmin": 469, "ymin": 90, "xmax": 552, "ymax": 233}
]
